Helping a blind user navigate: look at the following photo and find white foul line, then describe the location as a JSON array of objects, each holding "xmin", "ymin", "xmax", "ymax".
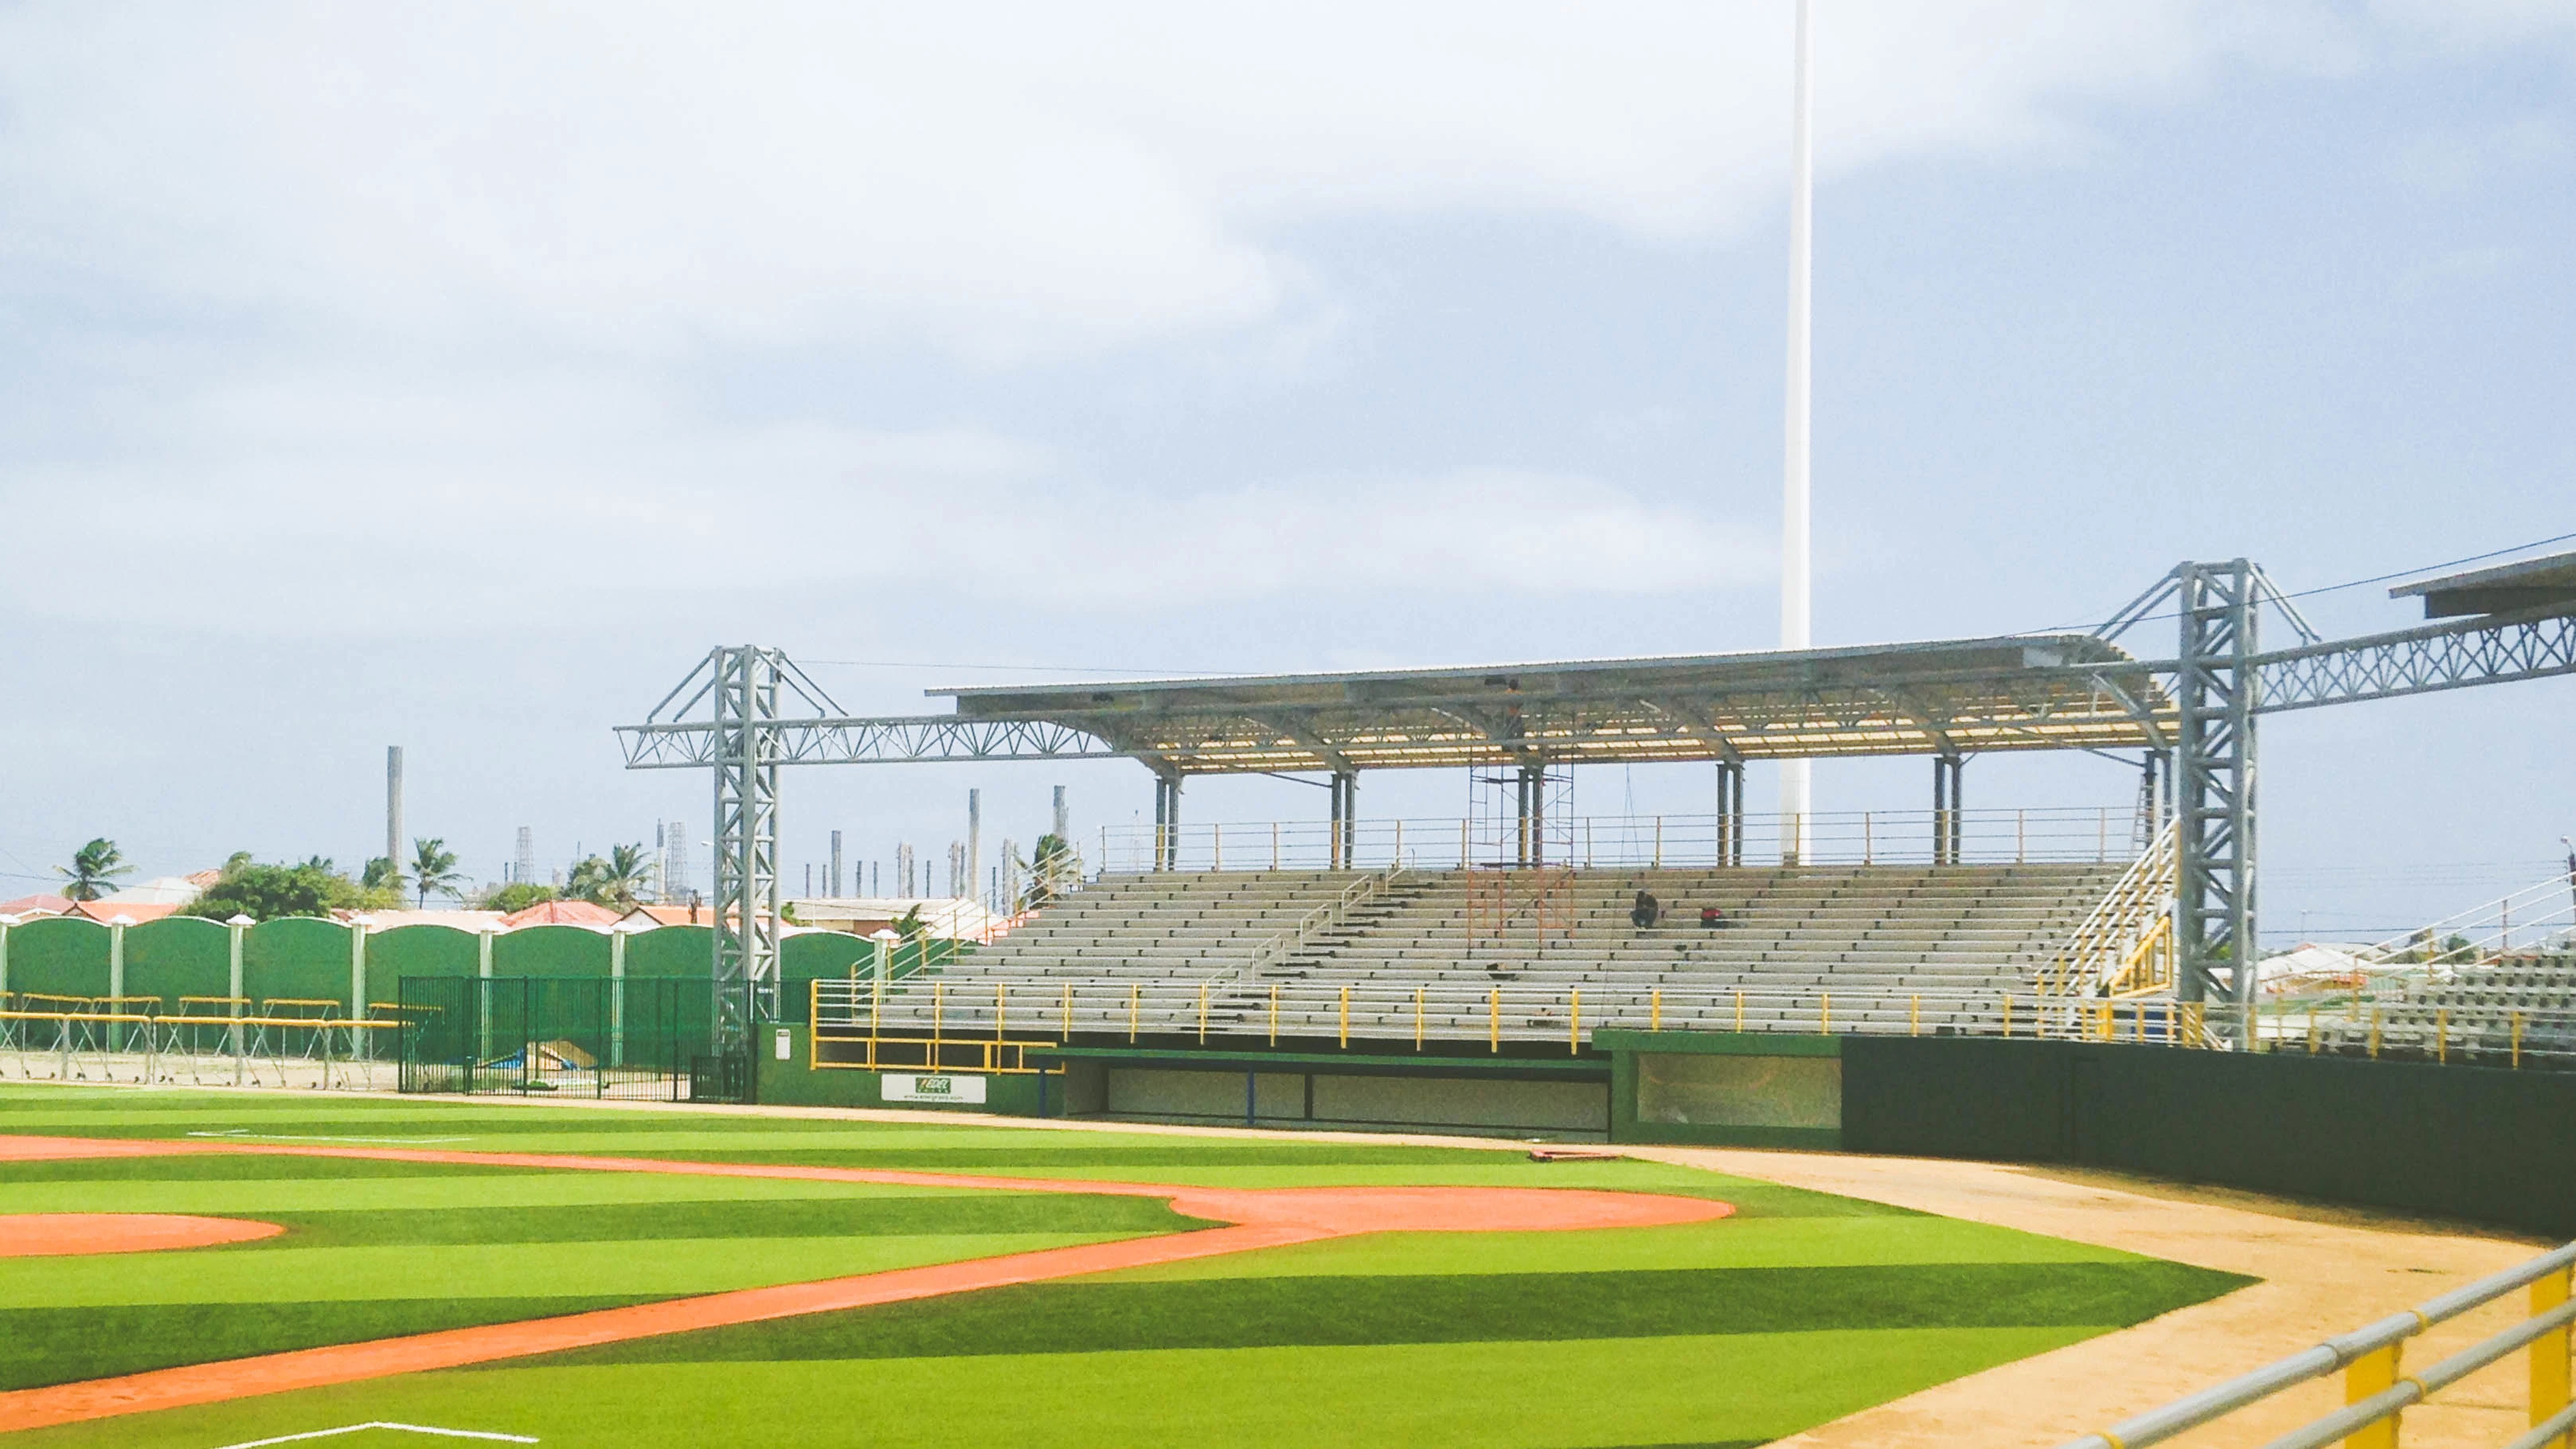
[{"xmin": 209, "ymin": 1422, "xmax": 537, "ymax": 1447}]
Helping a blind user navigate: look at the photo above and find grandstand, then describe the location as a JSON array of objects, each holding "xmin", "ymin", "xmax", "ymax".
[{"xmin": 850, "ymin": 857, "xmax": 2128, "ymax": 1047}]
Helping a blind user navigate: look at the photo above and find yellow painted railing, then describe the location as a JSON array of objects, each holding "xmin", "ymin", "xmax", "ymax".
[{"xmin": 2043, "ymin": 818, "xmax": 2177, "ymax": 1001}]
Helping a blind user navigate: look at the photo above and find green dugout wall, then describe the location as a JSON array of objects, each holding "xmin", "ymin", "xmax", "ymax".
[{"xmin": 1602, "ymin": 1032, "xmax": 2576, "ymax": 1239}]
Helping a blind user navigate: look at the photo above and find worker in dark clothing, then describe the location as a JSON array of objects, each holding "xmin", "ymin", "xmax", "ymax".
[{"xmin": 1630, "ymin": 889, "xmax": 1660, "ymax": 928}]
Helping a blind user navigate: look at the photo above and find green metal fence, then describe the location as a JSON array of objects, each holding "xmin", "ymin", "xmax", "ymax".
[{"xmin": 397, "ymin": 976, "xmax": 711, "ymax": 1101}]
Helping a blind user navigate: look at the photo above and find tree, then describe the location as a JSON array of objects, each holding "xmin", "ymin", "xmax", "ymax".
[
  {"xmin": 185, "ymin": 859, "xmax": 388, "ymax": 921},
  {"xmin": 568, "ymin": 843, "xmax": 651, "ymax": 910},
  {"xmin": 408, "ymin": 838, "xmax": 463, "ymax": 908},
  {"xmin": 478, "ymin": 881, "xmax": 557, "ymax": 914},
  {"xmin": 57, "ymin": 838, "xmax": 132, "ymax": 902},
  {"xmin": 1020, "ymin": 833, "xmax": 1075, "ymax": 910}
]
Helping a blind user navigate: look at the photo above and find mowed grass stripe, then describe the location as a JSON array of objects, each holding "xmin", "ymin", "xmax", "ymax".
[
  {"xmin": 1096, "ymin": 1215, "xmax": 2139, "ymax": 1283},
  {"xmin": 0, "ymin": 1173, "xmax": 1010, "ymax": 1215},
  {"xmin": 0, "ymin": 1157, "xmax": 553, "ymax": 1184},
  {"xmin": 0, "ymin": 1297, "xmax": 652, "ymax": 1392},
  {"xmin": 512, "ymin": 1260, "xmax": 2246, "ymax": 1368},
  {"xmin": 21, "ymin": 1329, "xmax": 2109, "ymax": 1449},
  {"xmin": 0, "ymin": 1231, "xmax": 1143, "ymax": 1307},
  {"xmin": 202, "ymin": 1194, "xmax": 1211, "ymax": 1248}
]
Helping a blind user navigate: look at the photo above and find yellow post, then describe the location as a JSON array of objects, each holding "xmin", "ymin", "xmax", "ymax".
[
  {"xmin": 1489, "ymin": 986, "xmax": 1499, "ymax": 1053},
  {"xmin": 1197, "ymin": 982, "xmax": 1208, "ymax": 1045},
  {"xmin": 2002, "ymin": 995, "xmax": 2013, "ymax": 1039},
  {"xmin": 2438, "ymin": 1009, "xmax": 2449, "ymax": 1064},
  {"xmin": 2533, "ymin": 1266, "xmax": 2572, "ymax": 1448},
  {"xmin": 1820, "ymin": 993, "xmax": 1830, "ymax": 1035},
  {"xmin": 871, "ymin": 970, "xmax": 881, "ymax": 1037},
  {"xmin": 1569, "ymin": 989, "xmax": 1581, "ymax": 1055},
  {"xmin": 1734, "ymin": 991, "xmax": 1744, "ymax": 1033},
  {"xmin": 1651, "ymin": 987, "xmax": 1662, "ymax": 1033},
  {"xmin": 2515, "ymin": 1013, "xmax": 2526, "ymax": 1070},
  {"xmin": 2344, "ymin": 1342, "xmax": 2403, "ymax": 1449},
  {"xmin": 1339, "ymin": 985, "xmax": 1350, "ymax": 1049},
  {"xmin": 1910, "ymin": 994, "xmax": 1920, "ymax": 1036},
  {"xmin": 932, "ymin": 982, "xmax": 944, "ymax": 1060},
  {"xmin": 2371, "ymin": 1010, "xmax": 2383, "ymax": 1059},
  {"xmin": 1061, "ymin": 981, "xmax": 1072, "ymax": 1040},
  {"xmin": 1414, "ymin": 986, "xmax": 1425, "ymax": 1050},
  {"xmin": 1128, "ymin": 982, "xmax": 1139, "ymax": 1043},
  {"xmin": 1269, "ymin": 983, "xmax": 1280, "ymax": 1046}
]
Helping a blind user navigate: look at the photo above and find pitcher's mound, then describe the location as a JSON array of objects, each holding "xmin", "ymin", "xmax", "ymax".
[{"xmin": 0, "ymin": 1213, "xmax": 285, "ymax": 1257}]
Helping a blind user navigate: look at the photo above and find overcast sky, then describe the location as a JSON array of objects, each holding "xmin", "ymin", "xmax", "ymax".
[{"xmin": 3, "ymin": 2, "xmax": 2571, "ymax": 941}]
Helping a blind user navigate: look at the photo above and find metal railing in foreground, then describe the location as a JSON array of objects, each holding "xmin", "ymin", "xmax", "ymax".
[
  {"xmin": 0, "ymin": 1006, "xmax": 400, "ymax": 1090},
  {"xmin": 1100, "ymin": 806, "xmax": 2151, "ymax": 874},
  {"xmin": 2060, "ymin": 1241, "xmax": 2574, "ymax": 1449},
  {"xmin": 811, "ymin": 977, "xmax": 2214, "ymax": 1054}
]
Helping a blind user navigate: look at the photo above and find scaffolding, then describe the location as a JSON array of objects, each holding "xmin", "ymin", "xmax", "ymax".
[{"xmin": 1465, "ymin": 762, "xmax": 1575, "ymax": 952}]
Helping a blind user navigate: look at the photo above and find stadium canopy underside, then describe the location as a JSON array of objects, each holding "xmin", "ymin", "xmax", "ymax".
[{"xmin": 932, "ymin": 635, "xmax": 2171, "ymax": 775}]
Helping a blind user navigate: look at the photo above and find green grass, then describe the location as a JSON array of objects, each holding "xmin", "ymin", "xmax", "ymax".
[{"xmin": 0, "ymin": 1083, "xmax": 2251, "ymax": 1448}]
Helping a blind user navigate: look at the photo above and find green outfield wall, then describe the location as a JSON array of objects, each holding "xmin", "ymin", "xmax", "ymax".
[
  {"xmin": 1593, "ymin": 1031, "xmax": 2576, "ymax": 1237},
  {"xmin": 0, "ymin": 916, "xmax": 913, "ymax": 1026}
]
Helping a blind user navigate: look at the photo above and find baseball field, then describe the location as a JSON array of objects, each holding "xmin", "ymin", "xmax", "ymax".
[{"xmin": 0, "ymin": 1083, "xmax": 2248, "ymax": 1448}]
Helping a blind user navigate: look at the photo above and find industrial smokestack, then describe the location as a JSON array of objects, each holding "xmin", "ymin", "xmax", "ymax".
[{"xmin": 386, "ymin": 746, "xmax": 405, "ymax": 879}]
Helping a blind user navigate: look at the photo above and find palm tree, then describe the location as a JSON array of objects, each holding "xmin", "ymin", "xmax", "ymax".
[
  {"xmin": 57, "ymin": 838, "xmax": 131, "ymax": 902},
  {"xmin": 408, "ymin": 838, "xmax": 464, "ymax": 908},
  {"xmin": 598, "ymin": 843, "xmax": 653, "ymax": 911}
]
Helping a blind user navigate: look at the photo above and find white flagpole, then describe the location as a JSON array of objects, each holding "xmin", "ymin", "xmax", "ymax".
[{"xmin": 1781, "ymin": 0, "xmax": 1816, "ymax": 865}]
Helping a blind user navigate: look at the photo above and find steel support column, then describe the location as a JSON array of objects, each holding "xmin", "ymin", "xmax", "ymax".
[
  {"xmin": 1715, "ymin": 760, "xmax": 1746, "ymax": 868},
  {"xmin": 709, "ymin": 646, "xmax": 783, "ymax": 1057},
  {"xmin": 1932, "ymin": 756, "xmax": 1964, "ymax": 866},
  {"xmin": 1151, "ymin": 772, "xmax": 1182, "ymax": 872},
  {"xmin": 2172, "ymin": 560, "xmax": 2259, "ymax": 1041},
  {"xmin": 1328, "ymin": 771, "xmax": 1357, "ymax": 869},
  {"xmin": 1516, "ymin": 764, "xmax": 1545, "ymax": 866}
]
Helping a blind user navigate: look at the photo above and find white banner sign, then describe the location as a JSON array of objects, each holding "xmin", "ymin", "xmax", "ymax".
[{"xmin": 881, "ymin": 1072, "xmax": 988, "ymax": 1104}]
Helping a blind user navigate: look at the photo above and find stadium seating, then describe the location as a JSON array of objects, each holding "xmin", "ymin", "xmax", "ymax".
[
  {"xmin": 2309, "ymin": 954, "xmax": 2576, "ymax": 1060},
  {"xmin": 859, "ymin": 862, "xmax": 2126, "ymax": 1045}
]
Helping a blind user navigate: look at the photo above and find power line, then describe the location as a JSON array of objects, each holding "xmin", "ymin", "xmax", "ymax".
[
  {"xmin": 2019, "ymin": 529, "xmax": 2576, "ymax": 641},
  {"xmin": 799, "ymin": 658, "xmax": 1252, "ymax": 678}
]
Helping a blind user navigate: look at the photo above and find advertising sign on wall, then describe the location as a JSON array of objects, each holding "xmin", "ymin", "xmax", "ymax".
[{"xmin": 881, "ymin": 1072, "xmax": 988, "ymax": 1104}]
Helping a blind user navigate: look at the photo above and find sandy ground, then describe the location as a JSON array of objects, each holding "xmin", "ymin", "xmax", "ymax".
[
  {"xmin": 6, "ymin": 1083, "xmax": 2558, "ymax": 1446},
  {"xmin": 1622, "ymin": 1145, "xmax": 2553, "ymax": 1449}
]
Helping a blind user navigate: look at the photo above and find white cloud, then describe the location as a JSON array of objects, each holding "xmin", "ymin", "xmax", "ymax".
[
  {"xmin": 0, "ymin": 2, "xmax": 2563, "ymax": 641},
  {"xmin": 0, "ymin": 362, "xmax": 1759, "ymax": 631},
  {"xmin": 0, "ymin": 2, "xmax": 2366, "ymax": 359}
]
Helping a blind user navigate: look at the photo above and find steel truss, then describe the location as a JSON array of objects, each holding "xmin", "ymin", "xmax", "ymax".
[
  {"xmin": 620, "ymin": 559, "xmax": 2576, "ymax": 1056},
  {"xmin": 2252, "ymin": 603, "xmax": 2576, "ymax": 713},
  {"xmin": 620, "ymin": 715, "xmax": 1113, "ymax": 769}
]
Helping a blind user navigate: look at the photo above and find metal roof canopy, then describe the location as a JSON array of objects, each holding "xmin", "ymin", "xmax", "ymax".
[
  {"xmin": 931, "ymin": 633, "xmax": 2168, "ymax": 775},
  {"xmin": 2390, "ymin": 548, "xmax": 2576, "ymax": 619}
]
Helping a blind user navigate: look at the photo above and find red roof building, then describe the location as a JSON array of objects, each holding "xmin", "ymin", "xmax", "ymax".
[{"xmin": 497, "ymin": 899, "xmax": 625, "ymax": 930}]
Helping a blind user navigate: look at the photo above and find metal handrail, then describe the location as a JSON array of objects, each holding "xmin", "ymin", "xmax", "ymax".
[
  {"xmin": 1212, "ymin": 862, "xmax": 1407, "ymax": 987},
  {"xmin": 2061, "ymin": 1241, "xmax": 2576, "ymax": 1449},
  {"xmin": 2043, "ymin": 818, "xmax": 2177, "ymax": 1000}
]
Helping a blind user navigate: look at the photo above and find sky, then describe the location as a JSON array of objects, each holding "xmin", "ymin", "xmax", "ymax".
[{"xmin": 2, "ymin": 2, "xmax": 2571, "ymax": 943}]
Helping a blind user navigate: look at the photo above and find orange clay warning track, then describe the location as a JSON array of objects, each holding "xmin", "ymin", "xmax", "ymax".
[{"xmin": 0, "ymin": 1134, "xmax": 1731, "ymax": 1434}]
